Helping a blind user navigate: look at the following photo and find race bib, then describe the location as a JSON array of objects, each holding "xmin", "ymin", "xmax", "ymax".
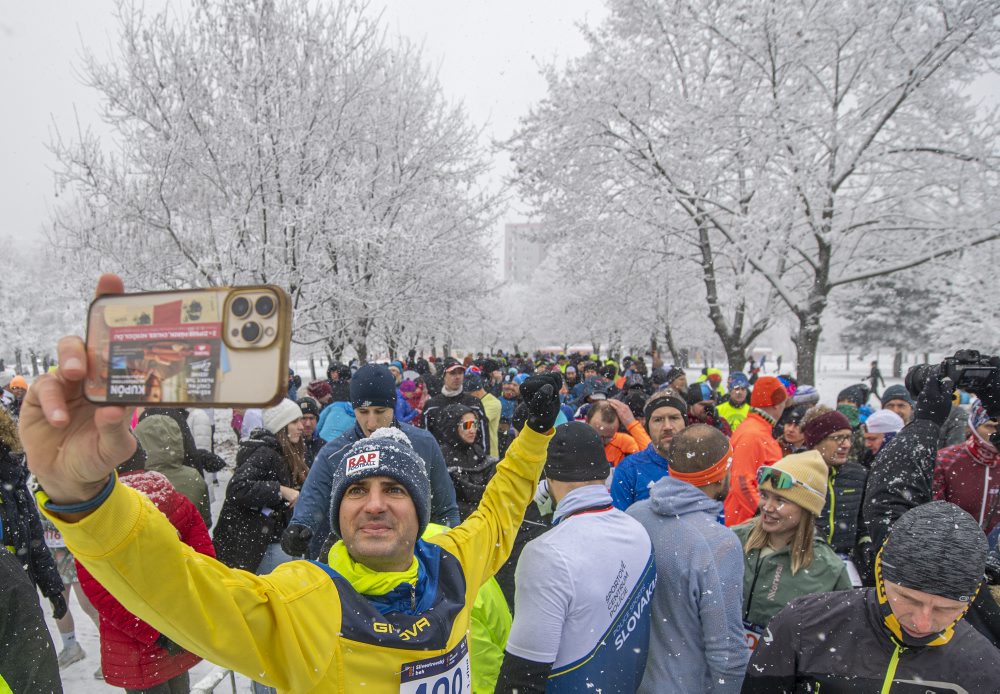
[
  {"xmin": 399, "ymin": 637, "xmax": 471, "ymax": 694},
  {"xmin": 43, "ymin": 521, "xmax": 65, "ymax": 549},
  {"xmin": 743, "ymin": 621, "xmax": 764, "ymax": 651}
]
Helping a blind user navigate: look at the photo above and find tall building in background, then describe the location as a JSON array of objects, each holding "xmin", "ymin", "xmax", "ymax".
[{"xmin": 504, "ymin": 222, "xmax": 548, "ymax": 284}]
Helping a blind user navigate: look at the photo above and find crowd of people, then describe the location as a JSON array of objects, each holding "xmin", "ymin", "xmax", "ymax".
[{"xmin": 3, "ymin": 278, "xmax": 1000, "ymax": 693}]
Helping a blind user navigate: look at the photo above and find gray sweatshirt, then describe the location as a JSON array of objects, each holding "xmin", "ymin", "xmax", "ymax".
[{"xmin": 627, "ymin": 476, "xmax": 748, "ymax": 694}]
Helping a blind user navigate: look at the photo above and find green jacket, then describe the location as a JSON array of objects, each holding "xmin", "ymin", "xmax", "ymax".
[
  {"xmin": 717, "ymin": 401, "xmax": 751, "ymax": 431},
  {"xmin": 133, "ymin": 415, "xmax": 212, "ymax": 529},
  {"xmin": 733, "ymin": 520, "xmax": 852, "ymax": 630}
]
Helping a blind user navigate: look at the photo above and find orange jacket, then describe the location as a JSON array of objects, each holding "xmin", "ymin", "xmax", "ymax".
[
  {"xmin": 605, "ymin": 421, "xmax": 652, "ymax": 467},
  {"xmin": 724, "ymin": 412, "xmax": 783, "ymax": 526}
]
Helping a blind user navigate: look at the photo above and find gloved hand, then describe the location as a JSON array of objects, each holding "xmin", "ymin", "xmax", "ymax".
[
  {"xmin": 703, "ymin": 403, "xmax": 718, "ymax": 424},
  {"xmin": 155, "ymin": 633, "xmax": 185, "ymax": 656},
  {"xmin": 49, "ymin": 594, "xmax": 68, "ymax": 620},
  {"xmin": 534, "ymin": 479, "xmax": 553, "ymax": 516},
  {"xmin": 521, "ymin": 374, "xmax": 562, "ymax": 433},
  {"xmin": 914, "ymin": 365, "xmax": 955, "ymax": 426},
  {"xmin": 280, "ymin": 523, "xmax": 313, "ymax": 557},
  {"xmin": 973, "ymin": 356, "xmax": 1000, "ymax": 420}
]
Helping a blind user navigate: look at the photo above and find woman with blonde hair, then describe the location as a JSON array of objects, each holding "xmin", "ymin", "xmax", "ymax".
[{"xmin": 733, "ymin": 451, "xmax": 851, "ymax": 650}]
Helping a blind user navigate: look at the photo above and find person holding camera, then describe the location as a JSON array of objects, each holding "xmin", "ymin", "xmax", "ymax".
[
  {"xmin": 864, "ymin": 355, "xmax": 1000, "ymax": 650},
  {"xmin": 23, "ymin": 275, "xmax": 563, "ymax": 692}
]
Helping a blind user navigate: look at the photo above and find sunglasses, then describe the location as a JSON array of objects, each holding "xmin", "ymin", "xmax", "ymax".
[
  {"xmin": 461, "ymin": 420, "xmax": 479, "ymax": 431},
  {"xmin": 757, "ymin": 466, "xmax": 823, "ymax": 497}
]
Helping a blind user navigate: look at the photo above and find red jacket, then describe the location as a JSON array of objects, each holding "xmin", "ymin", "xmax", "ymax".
[
  {"xmin": 77, "ymin": 470, "xmax": 215, "ymax": 689},
  {"xmin": 934, "ymin": 433, "xmax": 1000, "ymax": 534},
  {"xmin": 724, "ymin": 412, "xmax": 783, "ymax": 526}
]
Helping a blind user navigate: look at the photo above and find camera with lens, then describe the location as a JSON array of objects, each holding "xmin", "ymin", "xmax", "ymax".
[{"xmin": 905, "ymin": 350, "xmax": 998, "ymax": 398}]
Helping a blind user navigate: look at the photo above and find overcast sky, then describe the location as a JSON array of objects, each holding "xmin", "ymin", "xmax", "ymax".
[{"xmin": 0, "ymin": 0, "xmax": 608, "ymax": 249}]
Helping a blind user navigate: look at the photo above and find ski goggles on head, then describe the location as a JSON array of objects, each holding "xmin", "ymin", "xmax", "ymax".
[
  {"xmin": 757, "ymin": 466, "xmax": 823, "ymax": 498},
  {"xmin": 460, "ymin": 420, "xmax": 478, "ymax": 431}
]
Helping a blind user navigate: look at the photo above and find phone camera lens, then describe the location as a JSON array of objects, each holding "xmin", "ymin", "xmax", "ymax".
[
  {"xmin": 241, "ymin": 321, "xmax": 261, "ymax": 343},
  {"xmin": 231, "ymin": 296, "xmax": 251, "ymax": 318},
  {"xmin": 255, "ymin": 295, "xmax": 275, "ymax": 317}
]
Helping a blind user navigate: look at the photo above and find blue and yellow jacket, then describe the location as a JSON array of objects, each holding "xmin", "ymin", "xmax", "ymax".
[{"xmin": 42, "ymin": 427, "xmax": 552, "ymax": 693}]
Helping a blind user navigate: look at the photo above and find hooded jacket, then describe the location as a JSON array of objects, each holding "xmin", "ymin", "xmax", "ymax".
[
  {"xmin": 133, "ymin": 414, "xmax": 212, "ymax": 529},
  {"xmin": 438, "ymin": 404, "xmax": 495, "ymax": 520},
  {"xmin": 0, "ymin": 451, "xmax": 63, "ymax": 600},
  {"xmin": 212, "ymin": 431, "xmax": 294, "ymax": 571},
  {"xmin": 627, "ymin": 476, "xmax": 747, "ymax": 694},
  {"xmin": 732, "ymin": 521, "xmax": 852, "ymax": 630},
  {"xmin": 742, "ymin": 588, "xmax": 1000, "ymax": 693},
  {"xmin": 934, "ymin": 431, "xmax": 1000, "ymax": 534},
  {"xmin": 77, "ymin": 470, "xmax": 214, "ymax": 689}
]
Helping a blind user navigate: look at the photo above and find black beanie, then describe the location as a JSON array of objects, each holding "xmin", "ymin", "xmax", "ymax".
[
  {"xmin": 882, "ymin": 501, "xmax": 988, "ymax": 603},
  {"xmin": 644, "ymin": 392, "xmax": 688, "ymax": 421},
  {"xmin": 297, "ymin": 397, "xmax": 320, "ymax": 419},
  {"xmin": 544, "ymin": 421, "xmax": 610, "ymax": 482},
  {"xmin": 350, "ymin": 364, "xmax": 397, "ymax": 409}
]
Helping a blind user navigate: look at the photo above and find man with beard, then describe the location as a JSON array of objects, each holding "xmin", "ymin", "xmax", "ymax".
[
  {"xmin": 611, "ymin": 391, "xmax": 687, "ymax": 510},
  {"xmin": 627, "ymin": 425, "xmax": 747, "ymax": 693}
]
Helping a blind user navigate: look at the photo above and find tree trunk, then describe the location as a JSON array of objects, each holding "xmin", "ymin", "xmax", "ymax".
[
  {"xmin": 663, "ymin": 324, "xmax": 683, "ymax": 367},
  {"xmin": 355, "ymin": 342, "xmax": 368, "ymax": 365},
  {"xmin": 792, "ymin": 312, "xmax": 823, "ymax": 385},
  {"xmin": 309, "ymin": 355, "xmax": 317, "ymax": 381},
  {"xmin": 846, "ymin": 352, "xmax": 850, "ymax": 370},
  {"xmin": 892, "ymin": 350, "xmax": 904, "ymax": 378},
  {"xmin": 29, "ymin": 350, "xmax": 39, "ymax": 377},
  {"xmin": 14, "ymin": 349, "xmax": 23, "ymax": 376}
]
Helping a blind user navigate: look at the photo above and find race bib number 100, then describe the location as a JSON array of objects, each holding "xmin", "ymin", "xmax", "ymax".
[{"xmin": 399, "ymin": 637, "xmax": 471, "ymax": 694}]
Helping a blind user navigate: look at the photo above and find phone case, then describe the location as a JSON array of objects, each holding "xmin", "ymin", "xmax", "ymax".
[{"xmin": 84, "ymin": 286, "xmax": 292, "ymax": 408}]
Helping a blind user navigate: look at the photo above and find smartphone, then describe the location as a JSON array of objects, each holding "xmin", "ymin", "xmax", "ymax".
[{"xmin": 84, "ymin": 286, "xmax": 292, "ymax": 408}]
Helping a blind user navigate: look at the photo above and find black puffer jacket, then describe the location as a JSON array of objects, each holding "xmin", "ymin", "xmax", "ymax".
[
  {"xmin": 0, "ymin": 451, "xmax": 63, "ymax": 599},
  {"xmin": 0, "ymin": 548, "xmax": 61, "ymax": 693},
  {"xmin": 817, "ymin": 461, "xmax": 872, "ymax": 582},
  {"xmin": 743, "ymin": 588, "xmax": 1000, "ymax": 693},
  {"xmin": 864, "ymin": 417, "xmax": 1000, "ymax": 647},
  {"xmin": 438, "ymin": 404, "xmax": 495, "ymax": 520},
  {"xmin": 212, "ymin": 432, "xmax": 294, "ymax": 572}
]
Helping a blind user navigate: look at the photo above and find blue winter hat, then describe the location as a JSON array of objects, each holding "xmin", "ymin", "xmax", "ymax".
[
  {"xmin": 463, "ymin": 372, "xmax": 484, "ymax": 392},
  {"xmin": 728, "ymin": 371, "xmax": 750, "ymax": 390},
  {"xmin": 329, "ymin": 427, "xmax": 431, "ymax": 540},
  {"xmin": 970, "ymin": 399, "xmax": 993, "ymax": 431},
  {"xmin": 350, "ymin": 364, "xmax": 398, "ymax": 409},
  {"xmin": 513, "ymin": 373, "xmax": 529, "ymax": 385}
]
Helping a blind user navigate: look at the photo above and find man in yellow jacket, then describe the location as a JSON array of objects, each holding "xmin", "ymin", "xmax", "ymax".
[{"xmin": 24, "ymin": 274, "xmax": 561, "ymax": 694}]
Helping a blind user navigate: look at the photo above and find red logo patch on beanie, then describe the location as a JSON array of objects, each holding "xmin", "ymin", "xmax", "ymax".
[{"xmin": 346, "ymin": 451, "xmax": 380, "ymax": 475}]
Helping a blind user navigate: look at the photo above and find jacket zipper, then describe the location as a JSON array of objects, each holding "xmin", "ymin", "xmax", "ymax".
[
  {"xmin": 410, "ymin": 585, "xmax": 417, "ymax": 612},
  {"xmin": 827, "ymin": 467, "xmax": 836, "ymax": 544},
  {"xmin": 980, "ymin": 466, "xmax": 991, "ymax": 526},
  {"xmin": 744, "ymin": 550, "xmax": 766, "ymax": 622},
  {"xmin": 880, "ymin": 643, "xmax": 902, "ymax": 694}
]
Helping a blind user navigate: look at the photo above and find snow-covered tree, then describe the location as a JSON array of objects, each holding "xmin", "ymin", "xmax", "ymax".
[
  {"xmin": 508, "ymin": 0, "xmax": 1000, "ymax": 382},
  {"xmin": 50, "ymin": 0, "xmax": 497, "ymax": 362}
]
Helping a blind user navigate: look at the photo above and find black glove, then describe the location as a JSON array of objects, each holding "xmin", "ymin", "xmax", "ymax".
[
  {"xmin": 913, "ymin": 365, "xmax": 955, "ymax": 426},
  {"xmin": 280, "ymin": 523, "xmax": 313, "ymax": 557},
  {"xmin": 973, "ymin": 356, "xmax": 1000, "ymax": 420},
  {"xmin": 520, "ymin": 373, "xmax": 562, "ymax": 433},
  {"xmin": 703, "ymin": 403, "xmax": 717, "ymax": 423},
  {"xmin": 49, "ymin": 594, "xmax": 68, "ymax": 620},
  {"xmin": 155, "ymin": 633, "xmax": 185, "ymax": 656}
]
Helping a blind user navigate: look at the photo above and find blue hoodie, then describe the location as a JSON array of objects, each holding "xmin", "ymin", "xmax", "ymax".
[
  {"xmin": 610, "ymin": 444, "xmax": 670, "ymax": 511},
  {"xmin": 626, "ymin": 477, "xmax": 748, "ymax": 694}
]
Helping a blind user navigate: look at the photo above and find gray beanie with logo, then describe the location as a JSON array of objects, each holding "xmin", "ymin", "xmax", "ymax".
[{"xmin": 881, "ymin": 501, "xmax": 988, "ymax": 603}]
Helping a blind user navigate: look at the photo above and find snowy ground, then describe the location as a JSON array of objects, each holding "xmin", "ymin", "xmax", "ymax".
[
  {"xmin": 38, "ymin": 353, "xmax": 923, "ymax": 692},
  {"xmin": 42, "ymin": 419, "xmax": 254, "ymax": 694}
]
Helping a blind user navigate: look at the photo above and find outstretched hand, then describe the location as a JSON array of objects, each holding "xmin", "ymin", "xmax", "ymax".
[
  {"xmin": 913, "ymin": 364, "xmax": 956, "ymax": 427},
  {"xmin": 520, "ymin": 373, "xmax": 562, "ymax": 433},
  {"xmin": 21, "ymin": 274, "xmax": 137, "ymax": 512}
]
